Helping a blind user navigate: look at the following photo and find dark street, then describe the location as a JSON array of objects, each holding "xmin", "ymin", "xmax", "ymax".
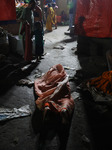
[{"xmin": 0, "ymin": 26, "xmax": 112, "ymax": 150}]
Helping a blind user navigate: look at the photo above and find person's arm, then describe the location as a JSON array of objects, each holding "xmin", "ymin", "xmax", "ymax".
[
  {"xmin": 39, "ymin": 8, "xmax": 42, "ymax": 21},
  {"xmin": 18, "ymin": 7, "xmax": 26, "ymax": 23},
  {"xmin": 36, "ymin": 6, "xmax": 42, "ymax": 21},
  {"xmin": 21, "ymin": 8, "xmax": 27, "ymax": 23}
]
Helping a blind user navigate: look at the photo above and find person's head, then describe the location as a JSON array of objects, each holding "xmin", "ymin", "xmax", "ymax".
[
  {"xmin": 48, "ymin": 3, "xmax": 51, "ymax": 8},
  {"xmin": 52, "ymin": 2, "xmax": 56, "ymax": 8},
  {"xmin": 28, "ymin": 0, "xmax": 36, "ymax": 10}
]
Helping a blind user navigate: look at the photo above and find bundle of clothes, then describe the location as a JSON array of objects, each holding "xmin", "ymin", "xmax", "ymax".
[{"xmin": 34, "ymin": 64, "xmax": 75, "ymax": 122}]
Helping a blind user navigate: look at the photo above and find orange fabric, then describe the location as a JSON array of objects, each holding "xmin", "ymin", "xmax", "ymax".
[
  {"xmin": 34, "ymin": 64, "xmax": 74, "ymax": 114},
  {"xmin": 89, "ymin": 71, "xmax": 112, "ymax": 95},
  {"xmin": 75, "ymin": 0, "xmax": 112, "ymax": 38},
  {"xmin": 56, "ymin": 16, "xmax": 61, "ymax": 23}
]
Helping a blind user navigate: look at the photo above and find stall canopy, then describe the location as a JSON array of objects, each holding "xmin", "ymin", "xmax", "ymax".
[
  {"xmin": 75, "ymin": 0, "xmax": 112, "ymax": 38},
  {"xmin": 0, "ymin": 0, "xmax": 16, "ymax": 25}
]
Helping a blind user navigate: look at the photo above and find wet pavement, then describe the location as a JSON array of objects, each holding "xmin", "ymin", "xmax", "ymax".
[{"xmin": 0, "ymin": 26, "xmax": 111, "ymax": 150}]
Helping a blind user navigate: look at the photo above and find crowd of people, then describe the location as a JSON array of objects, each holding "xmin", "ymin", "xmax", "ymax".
[
  {"xmin": 45, "ymin": 3, "xmax": 58, "ymax": 32},
  {"xmin": 18, "ymin": 0, "xmax": 60, "ymax": 62}
]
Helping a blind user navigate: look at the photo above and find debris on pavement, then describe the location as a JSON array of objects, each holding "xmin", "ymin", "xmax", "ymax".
[
  {"xmin": 17, "ymin": 68, "xmax": 44, "ymax": 87},
  {"xmin": 81, "ymin": 135, "xmax": 90, "ymax": 144},
  {"xmin": 63, "ymin": 66, "xmax": 76, "ymax": 70},
  {"xmin": 71, "ymin": 47, "xmax": 77, "ymax": 51},
  {"xmin": 81, "ymin": 134, "xmax": 91, "ymax": 149},
  {"xmin": 71, "ymin": 91, "xmax": 80, "ymax": 100},
  {"xmin": 0, "ymin": 105, "xmax": 31, "ymax": 121},
  {"xmin": 34, "ymin": 73, "xmax": 44, "ymax": 78},
  {"xmin": 21, "ymin": 64, "xmax": 31, "ymax": 71},
  {"xmin": 17, "ymin": 78, "xmax": 34, "ymax": 87},
  {"xmin": 34, "ymin": 69, "xmax": 44, "ymax": 78},
  {"xmin": 53, "ymin": 45, "xmax": 65, "ymax": 50}
]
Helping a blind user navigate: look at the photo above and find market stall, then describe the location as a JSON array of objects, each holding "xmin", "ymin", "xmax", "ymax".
[{"xmin": 0, "ymin": 0, "xmax": 28, "ymax": 35}]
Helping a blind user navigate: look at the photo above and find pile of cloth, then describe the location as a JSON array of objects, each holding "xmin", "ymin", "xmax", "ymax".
[
  {"xmin": 34, "ymin": 64, "xmax": 75, "ymax": 122},
  {"xmin": 78, "ymin": 71, "xmax": 112, "ymax": 115},
  {"xmin": 88, "ymin": 71, "xmax": 112, "ymax": 96}
]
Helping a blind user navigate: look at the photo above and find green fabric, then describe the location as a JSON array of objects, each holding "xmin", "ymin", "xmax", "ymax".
[
  {"xmin": 24, "ymin": 0, "xmax": 30, "ymax": 3},
  {"xmin": 34, "ymin": 29, "xmax": 44, "ymax": 46},
  {"xmin": 18, "ymin": 22, "xmax": 22, "ymax": 39}
]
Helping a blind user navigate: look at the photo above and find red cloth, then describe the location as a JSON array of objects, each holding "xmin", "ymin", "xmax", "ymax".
[
  {"xmin": 34, "ymin": 64, "xmax": 75, "ymax": 115},
  {"xmin": 0, "ymin": 0, "xmax": 16, "ymax": 21},
  {"xmin": 56, "ymin": 16, "xmax": 61, "ymax": 23},
  {"xmin": 75, "ymin": 0, "xmax": 112, "ymax": 38},
  {"xmin": 24, "ymin": 22, "xmax": 32, "ymax": 61}
]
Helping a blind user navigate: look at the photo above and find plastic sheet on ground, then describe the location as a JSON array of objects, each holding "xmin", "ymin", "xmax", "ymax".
[
  {"xmin": 0, "ymin": 105, "xmax": 31, "ymax": 121},
  {"xmin": 34, "ymin": 64, "xmax": 75, "ymax": 117}
]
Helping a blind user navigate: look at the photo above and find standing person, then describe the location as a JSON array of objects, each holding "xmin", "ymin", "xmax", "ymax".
[
  {"xmin": 46, "ymin": 3, "xmax": 54, "ymax": 32},
  {"xmin": 34, "ymin": 21, "xmax": 44, "ymax": 62},
  {"xmin": 52, "ymin": 2, "xmax": 58, "ymax": 29},
  {"xmin": 75, "ymin": 0, "xmax": 112, "ymax": 57},
  {"xmin": 61, "ymin": 11, "xmax": 67, "ymax": 25},
  {"xmin": 19, "ymin": 0, "xmax": 35, "ymax": 61},
  {"xmin": 68, "ymin": 2, "xmax": 74, "ymax": 31},
  {"xmin": 33, "ymin": 1, "xmax": 42, "ymax": 23},
  {"xmin": 33, "ymin": 1, "xmax": 44, "ymax": 33}
]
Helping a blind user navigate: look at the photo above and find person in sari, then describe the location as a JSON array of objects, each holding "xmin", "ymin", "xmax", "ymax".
[
  {"xmin": 19, "ymin": 0, "xmax": 35, "ymax": 52},
  {"xmin": 46, "ymin": 3, "xmax": 54, "ymax": 32}
]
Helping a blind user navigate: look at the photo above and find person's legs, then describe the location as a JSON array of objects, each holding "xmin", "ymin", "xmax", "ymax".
[{"xmin": 68, "ymin": 14, "xmax": 73, "ymax": 30}]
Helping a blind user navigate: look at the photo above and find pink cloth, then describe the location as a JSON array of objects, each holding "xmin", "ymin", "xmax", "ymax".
[{"xmin": 34, "ymin": 64, "xmax": 75, "ymax": 116}]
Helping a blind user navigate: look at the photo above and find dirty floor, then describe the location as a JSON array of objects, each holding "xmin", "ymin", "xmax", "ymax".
[{"xmin": 0, "ymin": 26, "xmax": 112, "ymax": 150}]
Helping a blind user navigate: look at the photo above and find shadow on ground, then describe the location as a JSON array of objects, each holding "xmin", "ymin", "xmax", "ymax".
[
  {"xmin": 79, "ymin": 90, "xmax": 112, "ymax": 150},
  {"xmin": 31, "ymin": 92, "xmax": 74, "ymax": 150},
  {"xmin": 0, "ymin": 55, "xmax": 38, "ymax": 95}
]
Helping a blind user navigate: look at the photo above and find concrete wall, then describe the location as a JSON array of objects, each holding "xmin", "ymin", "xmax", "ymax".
[{"xmin": 56, "ymin": 0, "xmax": 69, "ymax": 16}]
